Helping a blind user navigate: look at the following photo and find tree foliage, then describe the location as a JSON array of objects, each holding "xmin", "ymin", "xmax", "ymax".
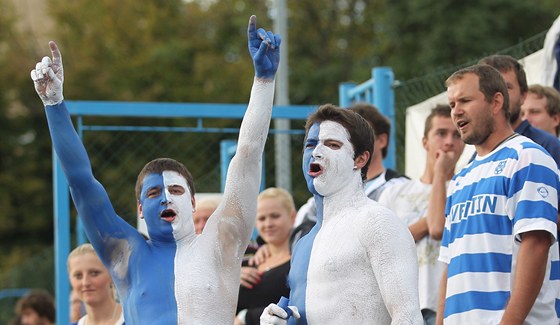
[
  {"xmin": 381, "ymin": 0, "xmax": 559, "ymax": 78},
  {"xmin": 0, "ymin": 0, "xmax": 56, "ymax": 279}
]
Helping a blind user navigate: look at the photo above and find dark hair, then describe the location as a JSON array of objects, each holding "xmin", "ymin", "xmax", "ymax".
[
  {"xmin": 135, "ymin": 158, "xmax": 195, "ymax": 200},
  {"xmin": 446, "ymin": 64, "xmax": 510, "ymax": 120},
  {"xmin": 424, "ymin": 104, "xmax": 452, "ymax": 138},
  {"xmin": 305, "ymin": 104, "xmax": 374, "ymax": 180},
  {"xmin": 349, "ymin": 103, "xmax": 391, "ymax": 158},
  {"xmin": 478, "ymin": 54, "xmax": 528, "ymax": 94},
  {"xmin": 15, "ymin": 289, "xmax": 55, "ymax": 323}
]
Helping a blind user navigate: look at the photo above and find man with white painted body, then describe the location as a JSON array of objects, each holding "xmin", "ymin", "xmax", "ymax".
[
  {"xmin": 438, "ymin": 64, "xmax": 560, "ymax": 324},
  {"xmin": 261, "ymin": 105, "xmax": 423, "ymax": 324},
  {"xmin": 30, "ymin": 15, "xmax": 280, "ymax": 324},
  {"xmin": 378, "ymin": 104, "xmax": 464, "ymax": 325}
]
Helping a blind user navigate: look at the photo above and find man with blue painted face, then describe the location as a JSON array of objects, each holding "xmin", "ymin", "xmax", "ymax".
[
  {"xmin": 30, "ymin": 15, "xmax": 280, "ymax": 324},
  {"xmin": 261, "ymin": 104, "xmax": 423, "ymax": 324}
]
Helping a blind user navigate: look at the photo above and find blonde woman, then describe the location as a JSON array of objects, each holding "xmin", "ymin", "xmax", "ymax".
[
  {"xmin": 68, "ymin": 244, "xmax": 124, "ymax": 325},
  {"xmin": 235, "ymin": 187, "xmax": 296, "ymax": 325}
]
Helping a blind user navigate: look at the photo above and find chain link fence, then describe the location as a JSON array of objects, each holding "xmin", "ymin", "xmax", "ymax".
[
  {"xmin": 392, "ymin": 30, "xmax": 548, "ymax": 171},
  {"xmin": 80, "ymin": 115, "xmax": 311, "ymax": 229}
]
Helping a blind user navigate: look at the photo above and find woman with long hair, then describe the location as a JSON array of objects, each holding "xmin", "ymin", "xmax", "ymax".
[
  {"xmin": 235, "ymin": 187, "xmax": 296, "ymax": 325},
  {"xmin": 68, "ymin": 243, "xmax": 124, "ymax": 325}
]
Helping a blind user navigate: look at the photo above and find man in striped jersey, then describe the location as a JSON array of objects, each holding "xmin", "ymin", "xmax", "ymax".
[
  {"xmin": 31, "ymin": 15, "xmax": 280, "ymax": 324},
  {"xmin": 437, "ymin": 64, "xmax": 560, "ymax": 324}
]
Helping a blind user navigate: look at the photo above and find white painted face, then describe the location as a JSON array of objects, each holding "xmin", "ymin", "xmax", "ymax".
[
  {"xmin": 162, "ymin": 171, "xmax": 195, "ymax": 240},
  {"xmin": 311, "ymin": 121, "xmax": 356, "ymax": 197}
]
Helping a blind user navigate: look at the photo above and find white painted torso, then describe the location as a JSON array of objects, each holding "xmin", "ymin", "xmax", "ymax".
[{"xmin": 306, "ymin": 181, "xmax": 422, "ymax": 324}]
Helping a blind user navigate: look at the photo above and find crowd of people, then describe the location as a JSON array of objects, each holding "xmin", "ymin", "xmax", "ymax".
[{"xmin": 10, "ymin": 10, "xmax": 560, "ymax": 325}]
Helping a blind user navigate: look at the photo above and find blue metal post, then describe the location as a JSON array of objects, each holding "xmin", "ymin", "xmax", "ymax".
[
  {"xmin": 220, "ymin": 140, "xmax": 265, "ymax": 193},
  {"xmin": 373, "ymin": 67, "xmax": 396, "ymax": 170},
  {"xmin": 220, "ymin": 140, "xmax": 238, "ymax": 193},
  {"xmin": 339, "ymin": 82, "xmax": 357, "ymax": 108},
  {"xmin": 54, "ymin": 153, "xmax": 70, "ymax": 325}
]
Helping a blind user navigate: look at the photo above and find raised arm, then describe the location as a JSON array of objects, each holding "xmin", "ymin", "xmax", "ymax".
[
  {"xmin": 31, "ymin": 42, "xmax": 139, "ymax": 258},
  {"xmin": 219, "ymin": 16, "xmax": 281, "ymax": 241},
  {"xmin": 427, "ymin": 149, "xmax": 456, "ymax": 240}
]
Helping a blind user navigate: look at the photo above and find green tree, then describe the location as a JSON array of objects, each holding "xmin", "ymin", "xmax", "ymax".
[
  {"xmin": 381, "ymin": 0, "xmax": 560, "ymax": 79},
  {"xmin": 0, "ymin": 0, "xmax": 55, "ymax": 278}
]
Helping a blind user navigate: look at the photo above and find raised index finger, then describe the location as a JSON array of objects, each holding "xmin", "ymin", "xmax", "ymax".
[
  {"xmin": 247, "ymin": 15, "xmax": 257, "ymax": 38},
  {"xmin": 49, "ymin": 41, "xmax": 62, "ymax": 67}
]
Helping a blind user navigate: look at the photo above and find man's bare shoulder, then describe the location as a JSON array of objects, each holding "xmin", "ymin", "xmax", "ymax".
[{"xmin": 351, "ymin": 200, "xmax": 411, "ymax": 240}]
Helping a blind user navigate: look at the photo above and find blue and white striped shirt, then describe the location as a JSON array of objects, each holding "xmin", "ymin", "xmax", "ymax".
[{"xmin": 440, "ymin": 135, "xmax": 560, "ymax": 324}]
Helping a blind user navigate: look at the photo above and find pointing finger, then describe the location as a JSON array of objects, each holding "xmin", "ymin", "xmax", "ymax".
[
  {"xmin": 247, "ymin": 15, "xmax": 257, "ymax": 37},
  {"xmin": 49, "ymin": 41, "xmax": 62, "ymax": 68}
]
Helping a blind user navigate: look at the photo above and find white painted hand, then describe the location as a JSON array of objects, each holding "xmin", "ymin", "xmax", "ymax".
[
  {"xmin": 30, "ymin": 41, "xmax": 64, "ymax": 106},
  {"xmin": 260, "ymin": 303, "xmax": 300, "ymax": 325}
]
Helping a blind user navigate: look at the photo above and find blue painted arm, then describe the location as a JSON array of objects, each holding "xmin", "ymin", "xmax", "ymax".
[{"xmin": 45, "ymin": 102, "xmax": 142, "ymax": 259}]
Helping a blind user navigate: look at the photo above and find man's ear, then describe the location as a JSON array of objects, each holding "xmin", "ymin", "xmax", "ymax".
[
  {"xmin": 519, "ymin": 90, "xmax": 528, "ymax": 107},
  {"xmin": 552, "ymin": 113, "xmax": 560, "ymax": 131},
  {"xmin": 137, "ymin": 200, "xmax": 144, "ymax": 219},
  {"xmin": 492, "ymin": 92, "xmax": 505, "ymax": 115},
  {"xmin": 191, "ymin": 196, "xmax": 196, "ymax": 212},
  {"xmin": 376, "ymin": 133, "xmax": 388, "ymax": 150},
  {"xmin": 422, "ymin": 136, "xmax": 428, "ymax": 151},
  {"xmin": 354, "ymin": 150, "xmax": 370, "ymax": 169}
]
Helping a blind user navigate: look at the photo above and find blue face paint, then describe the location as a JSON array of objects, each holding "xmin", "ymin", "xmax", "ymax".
[
  {"xmin": 288, "ymin": 122, "xmax": 326, "ymax": 324},
  {"xmin": 302, "ymin": 122, "xmax": 320, "ymax": 195},
  {"xmin": 139, "ymin": 173, "xmax": 175, "ymax": 242}
]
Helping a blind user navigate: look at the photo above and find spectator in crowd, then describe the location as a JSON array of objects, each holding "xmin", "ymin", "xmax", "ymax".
[
  {"xmin": 378, "ymin": 104, "xmax": 464, "ymax": 325},
  {"xmin": 478, "ymin": 55, "xmax": 560, "ymax": 167},
  {"xmin": 68, "ymin": 243, "xmax": 124, "ymax": 325},
  {"xmin": 439, "ymin": 64, "xmax": 559, "ymax": 324},
  {"xmin": 30, "ymin": 15, "xmax": 280, "ymax": 324},
  {"xmin": 521, "ymin": 84, "xmax": 560, "ymax": 137},
  {"xmin": 69, "ymin": 289, "xmax": 83, "ymax": 323},
  {"xmin": 291, "ymin": 103, "xmax": 408, "ymax": 247},
  {"xmin": 14, "ymin": 289, "xmax": 55, "ymax": 325},
  {"xmin": 261, "ymin": 104, "xmax": 422, "ymax": 324},
  {"xmin": 351, "ymin": 103, "xmax": 410, "ymax": 201},
  {"xmin": 235, "ymin": 187, "xmax": 295, "ymax": 325},
  {"xmin": 192, "ymin": 195, "xmax": 221, "ymax": 234}
]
